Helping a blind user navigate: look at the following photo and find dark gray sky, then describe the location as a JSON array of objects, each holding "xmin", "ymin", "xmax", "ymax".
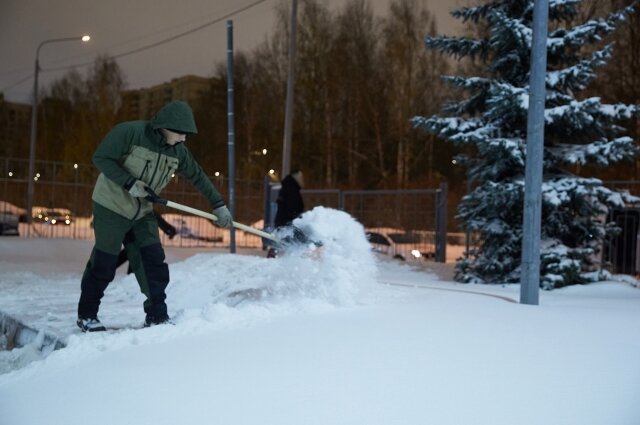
[{"xmin": 0, "ymin": 0, "xmax": 462, "ymax": 103}]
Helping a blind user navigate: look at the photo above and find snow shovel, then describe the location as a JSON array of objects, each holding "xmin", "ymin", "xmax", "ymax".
[{"xmin": 144, "ymin": 190, "xmax": 281, "ymax": 244}]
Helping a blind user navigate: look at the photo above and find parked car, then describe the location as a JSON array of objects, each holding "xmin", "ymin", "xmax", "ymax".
[
  {"xmin": 0, "ymin": 200, "xmax": 28, "ymax": 222},
  {"xmin": 0, "ymin": 200, "xmax": 23, "ymax": 235},
  {"xmin": 366, "ymin": 228, "xmax": 434, "ymax": 261},
  {"xmin": 32, "ymin": 206, "xmax": 73, "ymax": 225},
  {"xmin": 0, "ymin": 211, "xmax": 20, "ymax": 236}
]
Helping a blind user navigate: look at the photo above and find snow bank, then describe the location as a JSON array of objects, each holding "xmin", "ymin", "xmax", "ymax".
[
  {"xmin": 0, "ymin": 207, "xmax": 378, "ymax": 378},
  {"xmin": 33, "ymin": 207, "xmax": 380, "ymax": 351},
  {"xmin": 107, "ymin": 206, "xmax": 377, "ymax": 314}
]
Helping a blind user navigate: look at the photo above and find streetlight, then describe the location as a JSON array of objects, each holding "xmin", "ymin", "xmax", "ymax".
[{"xmin": 27, "ymin": 35, "xmax": 90, "ymax": 224}]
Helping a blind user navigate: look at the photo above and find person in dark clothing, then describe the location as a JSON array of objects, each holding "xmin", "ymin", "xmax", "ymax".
[
  {"xmin": 268, "ymin": 170, "xmax": 305, "ymax": 258},
  {"xmin": 274, "ymin": 169, "xmax": 304, "ymax": 227}
]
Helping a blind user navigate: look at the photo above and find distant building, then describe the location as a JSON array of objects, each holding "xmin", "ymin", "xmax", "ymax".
[
  {"xmin": 120, "ymin": 75, "xmax": 212, "ymax": 120},
  {"xmin": 0, "ymin": 95, "xmax": 31, "ymax": 158},
  {"xmin": 0, "ymin": 75, "xmax": 215, "ymax": 160}
]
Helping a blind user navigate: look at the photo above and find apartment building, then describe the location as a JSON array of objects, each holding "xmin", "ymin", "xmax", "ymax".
[
  {"xmin": 1, "ymin": 74, "xmax": 215, "ymax": 158},
  {"xmin": 0, "ymin": 96, "xmax": 31, "ymax": 158},
  {"xmin": 120, "ymin": 75, "xmax": 212, "ymax": 120}
]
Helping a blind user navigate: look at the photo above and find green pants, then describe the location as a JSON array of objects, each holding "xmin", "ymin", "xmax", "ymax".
[{"xmin": 78, "ymin": 202, "xmax": 170, "ymax": 319}]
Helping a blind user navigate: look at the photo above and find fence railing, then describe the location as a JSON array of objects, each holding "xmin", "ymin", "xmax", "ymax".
[
  {"xmin": 4, "ymin": 158, "xmax": 639, "ymax": 272},
  {"xmin": 602, "ymin": 181, "xmax": 640, "ymax": 275},
  {"xmin": 265, "ymin": 180, "xmax": 448, "ymax": 262},
  {"xmin": 1, "ymin": 158, "xmax": 449, "ymax": 262},
  {"xmin": 0, "ymin": 157, "xmax": 265, "ymax": 247}
]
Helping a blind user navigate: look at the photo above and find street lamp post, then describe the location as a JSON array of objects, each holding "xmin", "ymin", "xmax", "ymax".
[{"xmin": 27, "ymin": 35, "xmax": 90, "ymax": 224}]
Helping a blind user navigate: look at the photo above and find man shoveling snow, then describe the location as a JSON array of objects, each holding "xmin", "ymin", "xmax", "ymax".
[{"xmin": 77, "ymin": 100, "xmax": 232, "ymax": 332}]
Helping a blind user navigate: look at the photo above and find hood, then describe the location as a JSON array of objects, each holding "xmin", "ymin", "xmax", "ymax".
[
  {"xmin": 281, "ymin": 174, "xmax": 301, "ymax": 190},
  {"xmin": 150, "ymin": 100, "xmax": 198, "ymax": 134}
]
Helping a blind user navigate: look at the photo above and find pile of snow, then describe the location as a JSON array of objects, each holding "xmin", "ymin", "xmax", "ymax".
[
  {"xmin": 112, "ymin": 206, "xmax": 377, "ymax": 317},
  {"xmin": 1, "ymin": 207, "xmax": 379, "ymax": 364}
]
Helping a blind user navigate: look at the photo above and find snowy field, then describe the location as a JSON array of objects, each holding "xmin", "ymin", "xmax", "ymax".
[{"xmin": 1, "ymin": 207, "xmax": 639, "ymax": 425}]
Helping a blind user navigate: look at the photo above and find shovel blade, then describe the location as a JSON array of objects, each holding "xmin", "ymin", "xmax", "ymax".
[{"xmin": 263, "ymin": 225, "xmax": 322, "ymax": 250}]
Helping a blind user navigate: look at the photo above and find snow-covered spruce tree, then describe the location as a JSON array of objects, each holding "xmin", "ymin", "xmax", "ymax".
[{"xmin": 412, "ymin": 0, "xmax": 639, "ymax": 288}]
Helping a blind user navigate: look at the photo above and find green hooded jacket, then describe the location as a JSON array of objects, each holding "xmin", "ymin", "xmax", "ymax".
[{"xmin": 91, "ymin": 101, "xmax": 225, "ymax": 220}]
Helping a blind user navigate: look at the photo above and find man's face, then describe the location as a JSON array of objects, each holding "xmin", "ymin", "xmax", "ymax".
[
  {"xmin": 162, "ymin": 129, "xmax": 187, "ymax": 146},
  {"xmin": 292, "ymin": 171, "xmax": 304, "ymax": 187}
]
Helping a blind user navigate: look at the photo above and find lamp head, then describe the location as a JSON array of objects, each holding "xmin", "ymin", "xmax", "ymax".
[{"xmin": 81, "ymin": 35, "xmax": 91, "ymax": 42}]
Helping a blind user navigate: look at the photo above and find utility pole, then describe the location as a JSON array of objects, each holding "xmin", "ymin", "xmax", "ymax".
[
  {"xmin": 227, "ymin": 20, "xmax": 236, "ymax": 253},
  {"xmin": 281, "ymin": 0, "xmax": 298, "ymax": 177},
  {"xmin": 520, "ymin": 0, "xmax": 550, "ymax": 305}
]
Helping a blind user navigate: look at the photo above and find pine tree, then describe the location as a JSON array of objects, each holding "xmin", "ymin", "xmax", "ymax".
[{"xmin": 413, "ymin": 0, "xmax": 640, "ymax": 288}]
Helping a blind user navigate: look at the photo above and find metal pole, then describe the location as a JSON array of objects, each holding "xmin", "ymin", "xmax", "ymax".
[
  {"xmin": 227, "ymin": 20, "xmax": 236, "ymax": 254},
  {"xmin": 465, "ymin": 177, "xmax": 471, "ymax": 258},
  {"xmin": 73, "ymin": 164, "xmax": 79, "ymax": 239},
  {"xmin": 435, "ymin": 182, "xmax": 448, "ymax": 263},
  {"xmin": 263, "ymin": 175, "xmax": 271, "ymax": 233},
  {"xmin": 281, "ymin": 0, "xmax": 298, "ymax": 177},
  {"xmin": 520, "ymin": 0, "xmax": 549, "ymax": 305},
  {"xmin": 26, "ymin": 55, "xmax": 40, "ymax": 225},
  {"xmin": 26, "ymin": 36, "xmax": 90, "ymax": 226}
]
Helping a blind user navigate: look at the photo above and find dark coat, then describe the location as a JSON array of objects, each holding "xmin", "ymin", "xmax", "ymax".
[{"xmin": 274, "ymin": 174, "xmax": 304, "ymax": 227}]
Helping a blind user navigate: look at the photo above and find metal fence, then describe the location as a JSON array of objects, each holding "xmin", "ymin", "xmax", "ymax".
[
  {"xmin": 3, "ymin": 157, "xmax": 638, "ymax": 272},
  {"xmin": 0, "ymin": 157, "xmax": 265, "ymax": 247},
  {"xmin": 0, "ymin": 158, "xmax": 448, "ymax": 261},
  {"xmin": 265, "ymin": 181, "xmax": 448, "ymax": 262},
  {"xmin": 456, "ymin": 181, "xmax": 640, "ymax": 275},
  {"xmin": 602, "ymin": 181, "xmax": 640, "ymax": 275}
]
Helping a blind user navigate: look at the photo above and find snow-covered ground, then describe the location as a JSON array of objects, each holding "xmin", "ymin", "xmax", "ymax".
[{"xmin": 1, "ymin": 207, "xmax": 639, "ymax": 425}]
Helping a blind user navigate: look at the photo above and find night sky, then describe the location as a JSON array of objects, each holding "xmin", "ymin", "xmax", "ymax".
[{"xmin": 0, "ymin": 0, "xmax": 461, "ymax": 103}]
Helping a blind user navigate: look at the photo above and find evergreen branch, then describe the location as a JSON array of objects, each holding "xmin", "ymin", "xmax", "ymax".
[
  {"xmin": 425, "ymin": 36, "xmax": 490, "ymax": 60},
  {"xmin": 451, "ymin": 1, "xmax": 506, "ymax": 23},
  {"xmin": 548, "ymin": 0, "xmax": 582, "ymax": 12},
  {"xmin": 447, "ymin": 126, "xmax": 496, "ymax": 146},
  {"xmin": 478, "ymin": 138, "xmax": 525, "ymax": 166},
  {"xmin": 486, "ymin": 82, "xmax": 529, "ymax": 121},
  {"xmin": 548, "ymin": 137, "xmax": 639, "ymax": 166},
  {"xmin": 544, "ymin": 97, "xmax": 640, "ymax": 126},
  {"xmin": 453, "ymin": 0, "xmax": 582, "ymax": 25},
  {"xmin": 541, "ymin": 177, "xmax": 629, "ymax": 210},
  {"xmin": 442, "ymin": 76, "xmax": 491, "ymax": 90},
  {"xmin": 411, "ymin": 116, "xmax": 489, "ymax": 146},
  {"xmin": 488, "ymin": 9, "xmax": 532, "ymax": 50},
  {"xmin": 540, "ymin": 0, "xmax": 581, "ymax": 22},
  {"xmin": 547, "ymin": 4, "xmax": 637, "ymax": 55},
  {"xmin": 442, "ymin": 92, "xmax": 488, "ymax": 116},
  {"xmin": 546, "ymin": 91, "xmax": 575, "ymax": 105},
  {"xmin": 440, "ymin": 76, "xmax": 491, "ymax": 115},
  {"xmin": 546, "ymin": 44, "xmax": 613, "ymax": 91},
  {"xmin": 485, "ymin": 9, "xmax": 535, "ymax": 81}
]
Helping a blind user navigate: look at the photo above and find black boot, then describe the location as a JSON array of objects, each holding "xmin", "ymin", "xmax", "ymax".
[
  {"xmin": 77, "ymin": 317, "xmax": 106, "ymax": 332},
  {"xmin": 144, "ymin": 314, "xmax": 173, "ymax": 327}
]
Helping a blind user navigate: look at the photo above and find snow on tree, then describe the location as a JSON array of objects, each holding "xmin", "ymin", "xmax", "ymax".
[{"xmin": 412, "ymin": 0, "xmax": 640, "ymax": 288}]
